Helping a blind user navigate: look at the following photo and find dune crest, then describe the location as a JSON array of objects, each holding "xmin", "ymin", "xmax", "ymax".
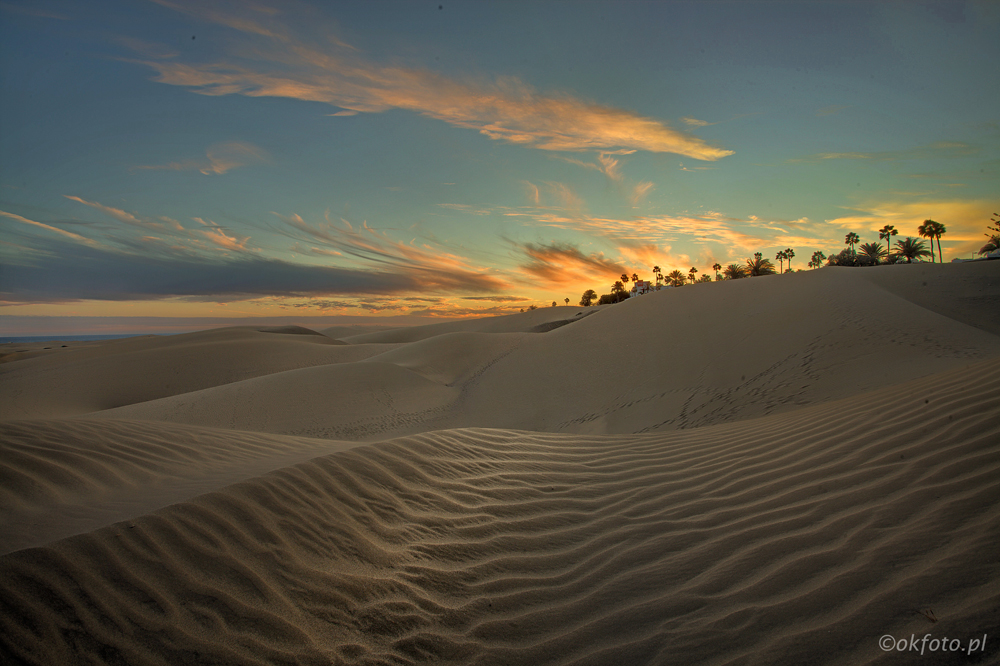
[
  {"xmin": 1, "ymin": 357, "xmax": 998, "ymax": 664},
  {"xmin": 1, "ymin": 262, "xmax": 998, "ymax": 664}
]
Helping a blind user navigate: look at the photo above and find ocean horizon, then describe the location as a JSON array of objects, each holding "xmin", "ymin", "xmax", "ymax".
[{"xmin": 0, "ymin": 333, "xmax": 160, "ymax": 344}]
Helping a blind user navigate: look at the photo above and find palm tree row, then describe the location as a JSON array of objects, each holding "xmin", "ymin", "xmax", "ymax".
[{"xmin": 573, "ymin": 212, "xmax": 994, "ymax": 307}]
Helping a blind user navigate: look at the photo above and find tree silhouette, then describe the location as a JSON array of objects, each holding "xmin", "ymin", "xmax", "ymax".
[
  {"xmin": 776, "ymin": 250, "xmax": 786, "ymax": 274},
  {"xmin": 784, "ymin": 248, "xmax": 795, "ymax": 271},
  {"xmin": 879, "ymin": 225, "xmax": 898, "ymax": 259},
  {"xmin": 929, "ymin": 220, "xmax": 947, "ymax": 262},
  {"xmin": 580, "ymin": 289, "xmax": 598, "ymax": 306},
  {"xmin": 980, "ymin": 213, "xmax": 1000, "ymax": 255},
  {"xmin": 564, "ymin": 298, "xmax": 570, "ymax": 306},
  {"xmin": 808, "ymin": 250, "xmax": 826, "ymax": 269},
  {"xmin": 621, "ymin": 274, "xmax": 630, "ymax": 289},
  {"xmin": 712, "ymin": 262, "xmax": 722, "ymax": 280},
  {"xmin": 894, "ymin": 237, "xmax": 931, "ymax": 263},
  {"xmin": 723, "ymin": 263, "xmax": 747, "ymax": 279},
  {"xmin": 667, "ymin": 269, "xmax": 686, "ymax": 287},
  {"xmin": 746, "ymin": 252, "xmax": 776, "ymax": 276},
  {"xmin": 845, "ymin": 232, "xmax": 860, "ymax": 258},
  {"xmin": 653, "ymin": 265, "xmax": 662, "ymax": 289},
  {"xmin": 858, "ymin": 242, "xmax": 887, "ymax": 265},
  {"xmin": 917, "ymin": 220, "xmax": 944, "ymax": 263},
  {"xmin": 688, "ymin": 267, "xmax": 698, "ymax": 284}
]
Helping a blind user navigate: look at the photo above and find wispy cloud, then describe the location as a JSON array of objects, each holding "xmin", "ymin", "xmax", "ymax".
[
  {"xmin": 791, "ymin": 141, "xmax": 979, "ymax": 163},
  {"xmin": 128, "ymin": 2, "xmax": 733, "ymax": 160},
  {"xmin": 681, "ymin": 117, "xmax": 716, "ymax": 127},
  {"xmin": 461, "ymin": 295, "xmax": 527, "ymax": 302},
  {"xmin": 63, "ymin": 195, "xmax": 257, "ymax": 256},
  {"xmin": 134, "ymin": 141, "xmax": 269, "ymax": 175},
  {"xmin": 517, "ymin": 241, "xmax": 627, "ymax": 285},
  {"xmin": 0, "ymin": 210, "xmax": 102, "ymax": 247},
  {"xmin": 272, "ymin": 211, "xmax": 508, "ymax": 293},
  {"xmin": 629, "ymin": 182, "xmax": 654, "ymax": 207},
  {"xmin": 436, "ymin": 203, "xmax": 493, "ymax": 216},
  {"xmin": 825, "ymin": 197, "xmax": 999, "ymax": 254}
]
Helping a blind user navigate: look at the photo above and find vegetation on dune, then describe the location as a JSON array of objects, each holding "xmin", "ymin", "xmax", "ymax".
[
  {"xmin": 746, "ymin": 253, "xmax": 776, "ymax": 276},
  {"xmin": 858, "ymin": 242, "xmax": 888, "ymax": 265},
  {"xmin": 564, "ymin": 212, "xmax": 992, "ymax": 308},
  {"xmin": 979, "ymin": 213, "xmax": 1000, "ymax": 256},
  {"xmin": 893, "ymin": 237, "xmax": 932, "ymax": 263},
  {"xmin": 917, "ymin": 219, "xmax": 947, "ymax": 263},
  {"xmin": 723, "ymin": 263, "xmax": 748, "ymax": 279}
]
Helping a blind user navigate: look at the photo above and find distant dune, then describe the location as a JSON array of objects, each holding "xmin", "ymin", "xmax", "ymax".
[{"xmin": 1, "ymin": 261, "xmax": 998, "ymax": 665}]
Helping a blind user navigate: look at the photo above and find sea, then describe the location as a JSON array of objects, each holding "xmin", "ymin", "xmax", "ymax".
[{"xmin": 0, "ymin": 334, "xmax": 154, "ymax": 344}]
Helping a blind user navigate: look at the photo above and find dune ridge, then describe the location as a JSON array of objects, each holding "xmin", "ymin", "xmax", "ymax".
[
  {"xmin": 2, "ymin": 355, "xmax": 998, "ymax": 665},
  {"xmin": 1, "ymin": 262, "xmax": 998, "ymax": 664}
]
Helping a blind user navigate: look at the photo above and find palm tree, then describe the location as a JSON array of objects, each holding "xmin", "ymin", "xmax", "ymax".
[
  {"xmin": 564, "ymin": 298, "xmax": 570, "ymax": 306},
  {"xmin": 580, "ymin": 289, "xmax": 597, "ymax": 306},
  {"xmin": 667, "ymin": 269, "xmax": 686, "ymax": 287},
  {"xmin": 845, "ymin": 232, "xmax": 860, "ymax": 259},
  {"xmin": 776, "ymin": 250, "xmax": 786, "ymax": 274},
  {"xmin": 712, "ymin": 262, "xmax": 722, "ymax": 280},
  {"xmin": 981, "ymin": 213, "xmax": 1000, "ymax": 256},
  {"xmin": 652, "ymin": 265, "xmax": 662, "ymax": 289},
  {"xmin": 879, "ymin": 225, "xmax": 898, "ymax": 258},
  {"xmin": 784, "ymin": 248, "xmax": 795, "ymax": 272},
  {"xmin": 688, "ymin": 267, "xmax": 698, "ymax": 284},
  {"xmin": 723, "ymin": 263, "xmax": 747, "ymax": 279},
  {"xmin": 697, "ymin": 274, "xmax": 712, "ymax": 283},
  {"xmin": 894, "ymin": 237, "xmax": 932, "ymax": 263},
  {"xmin": 621, "ymin": 273, "xmax": 630, "ymax": 288},
  {"xmin": 858, "ymin": 242, "xmax": 887, "ymax": 265},
  {"xmin": 746, "ymin": 252, "xmax": 776, "ymax": 276},
  {"xmin": 809, "ymin": 250, "xmax": 826, "ymax": 269},
  {"xmin": 979, "ymin": 234, "xmax": 1000, "ymax": 256},
  {"xmin": 929, "ymin": 221, "xmax": 946, "ymax": 262},
  {"xmin": 612, "ymin": 281, "xmax": 626, "ymax": 302},
  {"xmin": 917, "ymin": 220, "xmax": 938, "ymax": 262},
  {"xmin": 631, "ymin": 273, "xmax": 639, "ymax": 285}
]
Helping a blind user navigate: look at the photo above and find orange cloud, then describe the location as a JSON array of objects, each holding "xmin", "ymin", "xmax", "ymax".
[
  {"xmin": 826, "ymin": 198, "xmax": 996, "ymax": 238},
  {"xmin": 517, "ymin": 241, "xmax": 627, "ymax": 285},
  {"xmin": 0, "ymin": 210, "xmax": 103, "ymax": 247},
  {"xmin": 134, "ymin": 141, "xmax": 269, "ymax": 175},
  {"xmin": 273, "ymin": 211, "xmax": 509, "ymax": 293},
  {"xmin": 130, "ymin": 4, "xmax": 733, "ymax": 160}
]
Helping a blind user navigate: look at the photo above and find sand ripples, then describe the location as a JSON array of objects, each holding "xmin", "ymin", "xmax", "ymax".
[{"xmin": 2, "ymin": 357, "xmax": 998, "ymax": 665}]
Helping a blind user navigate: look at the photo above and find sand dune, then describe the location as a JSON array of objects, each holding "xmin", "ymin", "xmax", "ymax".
[
  {"xmin": 0, "ymin": 419, "xmax": 359, "ymax": 554},
  {"xmin": 1, "ymin": 261, "xmax": 998, "ymax": 664},
  {"xmin": 91, "ymin": 264, "xmax": 1000, "ymax": 439},
  {"xmin": 1, "ymin": 357, "xmax": 997, "ymax": 664},
  {"xmin": 0, "ymin": 326, "xmax": 397, "ymax": 420}
]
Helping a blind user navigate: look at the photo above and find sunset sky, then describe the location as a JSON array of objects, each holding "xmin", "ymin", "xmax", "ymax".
[{"xmin": 2, "ymin": 0, "xmax": 998, "ymax": 334}]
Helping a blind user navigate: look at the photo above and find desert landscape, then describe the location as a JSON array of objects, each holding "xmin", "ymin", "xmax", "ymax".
[{"xmin": 1, "ymin": 261, "xmax": 998, "ymax": 665}]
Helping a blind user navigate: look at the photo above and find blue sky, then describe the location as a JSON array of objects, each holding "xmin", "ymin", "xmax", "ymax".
[{"xmin": 2, "ymin": 0, "xmax": 998, "ymax": 332}]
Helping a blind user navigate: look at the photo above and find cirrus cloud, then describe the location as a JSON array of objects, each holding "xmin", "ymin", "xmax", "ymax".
[{"xmin": 129, "ymin": 2, "xmax": 733, "ymax": 160}]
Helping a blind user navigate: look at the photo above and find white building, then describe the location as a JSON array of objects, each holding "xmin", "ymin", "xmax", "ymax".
[{"xmin": 630, "ymin": 280, "xmax": 654, "ymax": 296}]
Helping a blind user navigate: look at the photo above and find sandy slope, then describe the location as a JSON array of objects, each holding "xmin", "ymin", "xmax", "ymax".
[
  {"xmin": 1, "ymin": 261, "xmax": 998, "ymax": 665},
  {"xmin": 1, "ymin": 357, "xmax": 998, "ymax": 665},
  {"xmin": 0, "ymin": 326, "xmax": 398, "ymax": 420},
  {"xmin": 92, "ymin": 263, "xmax": 1000, "ymax": 439}
]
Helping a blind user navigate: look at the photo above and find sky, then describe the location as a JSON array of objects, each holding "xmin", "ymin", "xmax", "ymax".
[{"xmin": 2, "ymin": 0, "xmax": 998, "ymax": 334}]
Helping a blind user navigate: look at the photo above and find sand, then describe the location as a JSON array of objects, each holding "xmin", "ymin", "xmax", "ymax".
[{"xmin": 1, "ymin": 261, "xmax": 998, "ymax": 665}]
